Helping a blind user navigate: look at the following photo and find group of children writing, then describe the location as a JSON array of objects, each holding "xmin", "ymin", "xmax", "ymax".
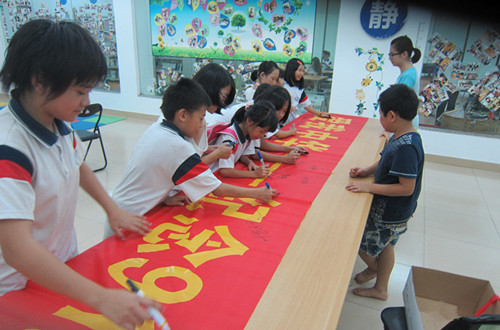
[{"xmin": 0, "ymin": 19, "xmax": 423, "ymax": 328}]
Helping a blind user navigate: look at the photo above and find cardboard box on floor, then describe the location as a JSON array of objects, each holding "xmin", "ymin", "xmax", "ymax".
[{"xmin": 403, "ymin": 266, "xmax": 500, "ymax": 330}]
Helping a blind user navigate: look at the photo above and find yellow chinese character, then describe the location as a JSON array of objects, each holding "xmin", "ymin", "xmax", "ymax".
[
  {"xmin": 297, "ymin": 130, "xmax": 339, "ymax": 141},
  {"xmin": 108, "ymin": 258, "xmax": 203, "ymax": 304},
  {"xmin": 182, "ymin": 225, "xmax": 249, "ymax": 267}
]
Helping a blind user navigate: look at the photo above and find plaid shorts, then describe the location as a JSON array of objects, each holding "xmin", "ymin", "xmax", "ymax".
[{"xmin": 359, "ymin": 199, "xmax": 409, "ymax": 257}]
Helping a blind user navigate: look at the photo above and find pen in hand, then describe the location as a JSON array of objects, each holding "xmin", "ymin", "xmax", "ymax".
[
  {"xmin": 257, "ymin": 151, "xmax": 265, "ymax": 167},
  {"xmin": 126, "ymin": 279, "xmax": 170, "ymax": 330}
]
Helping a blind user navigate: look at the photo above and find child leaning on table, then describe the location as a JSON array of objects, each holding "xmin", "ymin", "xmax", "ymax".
[
  {"xmin": 209, "ymin": 100, "xmax": 278, "ymax": 178},
  {"xmin": 0, "ymin": 19, "xmax": 160, "ymax": 329},
  {"xmin": 110, "ymin": 78, "xmax": 276, "ymax": 226},
  {"xmin": 345, "ymin": 84, "xmax": 424, "ymax": 301}
]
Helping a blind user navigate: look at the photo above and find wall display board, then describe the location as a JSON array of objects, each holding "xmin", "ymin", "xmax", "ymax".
[
  {"xmin": 149, "ymin": 0, "xmax": 316, "ymax": 63},
  {"xmin": 420, "ymin": 26, "xmax": 500, "ymax": 135},
  {"xmin": 0, "ymin": 0, "xmax": 119, "ymax": 91}
]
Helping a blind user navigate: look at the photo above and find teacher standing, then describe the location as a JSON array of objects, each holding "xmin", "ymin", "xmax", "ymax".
[{"xmin": 389, "ymin": 35, "xmax": 421, "ymax": 128}]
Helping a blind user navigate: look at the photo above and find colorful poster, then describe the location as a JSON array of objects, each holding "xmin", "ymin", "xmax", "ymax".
[
  {"xmin": 150, "ymin": 0, "xmax": 316, "ymax": 62},
  {"xmin": 0, "ymin": 113, "xmax": 367, "ymax": 329}
]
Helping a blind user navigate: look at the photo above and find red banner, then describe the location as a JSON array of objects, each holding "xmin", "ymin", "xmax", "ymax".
[{"xmin": 0, "ymin": 113, "xmax": 367, "ymax": 329}]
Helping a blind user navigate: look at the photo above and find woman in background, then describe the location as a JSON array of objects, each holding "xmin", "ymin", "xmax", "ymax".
[{"xmin": 389, "ymin": 35, "xmax": 421, "ymax": 129}]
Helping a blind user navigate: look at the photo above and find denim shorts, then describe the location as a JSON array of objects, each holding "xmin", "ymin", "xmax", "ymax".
[{"xmin": 359, "ymin": 201, "xmax": 409, "ymax": 257}]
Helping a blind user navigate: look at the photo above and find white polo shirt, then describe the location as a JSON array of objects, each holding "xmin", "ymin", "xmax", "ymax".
[
  {"xmin": 0, "ymin": 95, "xmax": 84, "ymax": 295},
  {"xmin": 113, "ymin": 120, "xmax": 221, "ymax": 215},
  {"xmin": 209, "ymin": 122, "xmax": 256, "ymax": 173},
  {"xmin": 284, "ymin": 81, "xmax": 311, "ymax": 124}
]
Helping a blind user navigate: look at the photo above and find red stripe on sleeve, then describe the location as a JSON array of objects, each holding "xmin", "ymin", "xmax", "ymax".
[
  {"xmin": 175, "ymin": 162, "xmax": 210, "ymax": 185},
  {"xmin": 0, "ymin": 159, "xmax": 32, "ymax": 183}
]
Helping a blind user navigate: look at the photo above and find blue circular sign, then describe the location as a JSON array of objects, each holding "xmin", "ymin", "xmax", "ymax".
[{"xmin": 360, "ymin": 0, "xmax": 407, "ymax": 39}]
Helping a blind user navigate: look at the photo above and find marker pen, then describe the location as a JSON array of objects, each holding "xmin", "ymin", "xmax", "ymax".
[
  {"xmin": 257, "ymin": 151, "xmax": 265, "ymax": 166},
  {"xmin": 265, "ymin": 182, "xmax": 271, "ymax": 189},
  {"xmin": 126, "ymin": 279, "xmax": 170, "ymax": 330}
]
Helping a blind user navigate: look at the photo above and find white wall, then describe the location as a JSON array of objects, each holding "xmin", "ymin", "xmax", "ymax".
[{"xmin": 330, "ymin": 0, "xmax": 500, "ymax": 165}]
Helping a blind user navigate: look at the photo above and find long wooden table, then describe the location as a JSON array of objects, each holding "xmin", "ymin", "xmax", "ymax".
[{"xmin": 246, "ymin": 118, "xmax": 384, "ymax": 329}]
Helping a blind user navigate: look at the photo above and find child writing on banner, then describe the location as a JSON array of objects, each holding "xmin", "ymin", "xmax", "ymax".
[
  {"xmin": 110, "ymin": 78, "xmax": 275, "ymax": 228},
  {"xmin": 251, "ymin": 84, "xmax": 307, "ymax": 165},
  {"xmin": 192, "ymin": 63, "xmax": 236, "ymax": 165},
  {"xmin": 209, "ymin": 100, "xmax": 278, "ymax": 178},
  {"xmin": 244, "ymin": 60, "xmax": 280, "ymax": 102},
  {"xmin": 0, "ymin": 19, "xmax": 160, "ymax": 329},
  {"xmin": 283, "ymin": 58, "xmax": 331, "ymax": 125},
  {"xmin": 389, "ymin": 35, "xmax": 422, "ymax": 129},
  {"xmin": 345, "ymin": 84, "xmax": 424, "ymax": 301},
  {"xmin": 217, "ymin": 84, "xmax": 298, "ymax": 141}
]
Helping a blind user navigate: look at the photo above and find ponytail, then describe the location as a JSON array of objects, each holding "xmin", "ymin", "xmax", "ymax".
[{"xmin": 411, "ymin": 48, "xmax": 421, "ymax": 64}]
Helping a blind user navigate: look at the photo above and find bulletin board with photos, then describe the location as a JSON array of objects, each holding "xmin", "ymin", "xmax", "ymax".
[
  {"xmin": 420, "ymin": 26, "xmax": 500, "ymax": 136},
  {"xmin": 0, "ymin": 0, "xmax": 120, "ymax": 91}
]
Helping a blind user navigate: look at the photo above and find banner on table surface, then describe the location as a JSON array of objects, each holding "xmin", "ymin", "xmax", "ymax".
[{"xmin": 0, "ymin": 113, "xmax": 367, "ymax": 329}]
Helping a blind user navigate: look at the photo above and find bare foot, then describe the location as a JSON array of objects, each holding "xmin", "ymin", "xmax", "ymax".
[
  {"xmin": 354, "ymin": 268, "xmax": 377, "ymax": 284},
  {"xmin": 352, "ymin": 287, "xmax": 388, "ymax": 301}
]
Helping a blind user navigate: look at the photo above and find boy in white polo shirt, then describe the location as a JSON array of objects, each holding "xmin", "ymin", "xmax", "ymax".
[
  {"xmin": 0, "ymin": 19, "xmax": 160, "ymax": 329},
  {"xmin": 111, "ymin": 78, "xmax": 276, "ymax": 223}
]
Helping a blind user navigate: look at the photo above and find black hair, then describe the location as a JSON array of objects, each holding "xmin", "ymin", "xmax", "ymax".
[
  {"xmin": 193, "ymin": 63, "xmax": 235, "ymax": 112},
  {"xmin": 160, "ymin": 77, "xmax": 211, "ymax": 121},
  {"xmin": 322, "ymin": 50, "xmax": 330, "ymax": 56},
  {"xmin": 0, "ymin": 19, "xmax": 107, "ymax": 100},
  {"xmin": 310, "ymin": 57, "xmax": 322, "ymax": 75},
  {"xmin": 391, "ymin": 35, "xmax": 421, "ymax": 64},
  {"xmin": 279, "ymin": 68, "xmax": 285, "ymax": 79},
  {"xmin": 253, "ymin": 84, "xmax": 291, "ymax": 124},
  {"xmin": 250, "ymin": 60, "xmax": 279, "ymax": 82},
  {"xmin": 231, "ymin": 99, "xmax": 278, "ymax": 133},
  {"xmin": 284, "ymin": 58, "xmax": 305, "ymax": 89},
  {"xmin": 379, "ymin": 84, "xmax": 418, "ymax": 121}
]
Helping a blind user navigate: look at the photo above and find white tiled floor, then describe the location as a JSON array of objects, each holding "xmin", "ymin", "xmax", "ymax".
[{"xmin": 79, "ymin": 116, "xmax": 500, "ymax": 330}]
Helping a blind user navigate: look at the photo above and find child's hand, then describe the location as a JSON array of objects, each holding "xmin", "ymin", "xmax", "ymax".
[
  {"xmin": 215, "ymin": 143, "xmax": 233, "ymax": 159},
  {"xmin": 345, "ymin": 181, "xmax": 370, "ymax": 193},
  {"xmin": 349, "ymin": 167, "xmax": 367, "ymax": 178},
  {"xmin": 108, "ymin": 207, "xmax": 151, "ymax": 239},
  {"xmin": 254, "ymin": 164, "xmax": 270, "ymax": 178},
  {"xmin": 247, "ymin": 160, "xmax": 259, "ymax": 172},
  {"xmin": 288, "ymin": 127, "xmax": 297, "ymax": 135},
  {"xmin": 284, "ymin": 149, "xmax": 300, "ymax": 164},
  {"xmin": 95, "ymin": 289, "xmax": 163, "ymax": 330},
  {"xmin": 163, "ymin": 195, "xmax": 190, "ymax": 206},
  {"xmin": 292, "ymin": 146, "xmax": 308, "ymax": 154},
  {"xmin": 205, "ymin": 145, "xmax": 218, "ymax": 154},
  {"xmin": 255, "ymin": 186, "xmax": 276, "ymax": 202}
]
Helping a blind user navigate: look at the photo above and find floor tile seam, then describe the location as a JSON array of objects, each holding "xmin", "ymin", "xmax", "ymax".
[
  {"xmin": 423, "ymin": 185, "xmax": 486, "ymax": 198},
  {"xmin": 424, "ymin": 232, "xmax": 500, "ymax": 252},
  {"xmin": 422, "ymin": 204, "xmax": 494, "ymax": 222},
  {"xmin": 342, "ymin": 298, "xmax": 387, "ymax": 313},
  {"xmin": 472, "ymin": 168, "xmax": 500, "ymax": 239}
]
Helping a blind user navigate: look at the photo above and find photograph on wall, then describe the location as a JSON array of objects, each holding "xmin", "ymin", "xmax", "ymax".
[
  {"xmin": 427, "ymin": 32, "xmax": 463, "ymax": 72},
  {"xmin": 0, "ymin": 0, "xmax": 119, "ymax": 90},
  {"xmin": 150, "ymin": 0, "xmax": 316, "ymax": 63},
  {"xmin": 467, "ymin": 28, "xmax": 500, "ymax": 66},
  {"xmin": 468, "ymin": 71, "xmax": 500, "ymax": 112}
]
